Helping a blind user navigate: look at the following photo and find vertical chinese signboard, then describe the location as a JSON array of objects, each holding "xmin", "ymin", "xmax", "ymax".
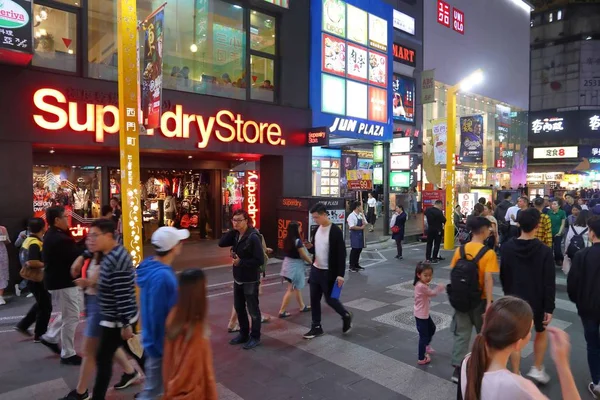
[
  {"xmin": 437, "ymin": 0, "xmax": 450, "ymax": 27},
  {"xmin": 117, "ymin": 0, "xmax": 143, "ymax": 265},
  {"xmin": 141, "ymin": 6, "xmax": 165, "ymax": 129},
  {"xmin": 421, "ymin": 69, "xmax": 435, "ymax": 105},
  {"xmin": 0, "ymin": 0, "xmax": 33, "ymax": 65}
]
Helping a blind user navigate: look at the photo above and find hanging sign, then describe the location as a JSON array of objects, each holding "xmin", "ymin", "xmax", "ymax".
[{"xmin": 141, "ymin": 5, "xmax": 165, "ymax": 129}]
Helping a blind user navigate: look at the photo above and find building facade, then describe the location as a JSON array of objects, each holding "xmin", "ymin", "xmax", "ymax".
[
  {"xmin": 421, "ymin": 0, "xmax": 531, "ymax": 192},
  {"xmin": 527, "ymin": 0, "xmax": 600, "ymax": 191},
  {"xmin": 0, "ymin": 0, "xmax": 313, "ymax": 256}
]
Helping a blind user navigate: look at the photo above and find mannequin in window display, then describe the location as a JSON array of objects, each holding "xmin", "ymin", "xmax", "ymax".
[
  {"xmin": 164, "ymin": 195, "xmax": 177, "ymax": 227},
  {"xmin": 72, "ymin": 184, "xmax": 89, "ymax": 217}
]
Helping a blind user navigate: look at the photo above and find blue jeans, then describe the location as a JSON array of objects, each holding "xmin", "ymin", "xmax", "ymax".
[
  {"xmin": 137, "ymin": 356, "xmax": 163, "ymax": 399},
  {"xmin": 582, "ymin": 317, "xmax": 600, "ymax": 385},
  {"xmin": 415, "ymin": 316, "xmax": 436, "ymax": 361}
]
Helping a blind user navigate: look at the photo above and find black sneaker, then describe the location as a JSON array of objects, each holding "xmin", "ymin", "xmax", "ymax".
[
  {"xmin": 229, "ymin": 334, "xmax": 249, "ymax": 345},
  {"xmin": 114, "ymin": 370, "xmax": 140, "ymax": 390},
  {"xmin": 303, "ymin": 326, "xmax": 324, "ymax": 339},
  {"xmin": 342, "ymin": 313, "xmax": 353, "ymax": 334},
  {"xmin": 398, "ymin": 256, "xmax": 403, "ymax": 260},
  {"xmin": 14, "ymin": 326, "xmax": 32, "ymax": 337},
  {"xmin": 349, "ymin": 267, "xmax": 359, "ymax": 272},
  {"xmin": 60, "ymin": 354, "xmax": 83, "ymax": 366},
  {"xmin": 451, "ymin": 366, "xmax": 460, "ymax": 383},
  {"xmin": 60, "ymin": 389, "xmax": 90, "ymax": 400},
  {"xmin": 431, "ymin": 259, "xmax": 440, "ymax": 264},
  {"xmin": 40, "ymin": 338, "xmax": 61, "ymax": 354},
  {"xmin": 243, "ymin": 337, "xmax": 261, "ymax": 350},
  {"xmin": 436, "ymin": 257, "xmax": 446, "ymax": 261},
  {"xmin": 356, "ymin": 265, "xmax": 365, "ymax": 270}
]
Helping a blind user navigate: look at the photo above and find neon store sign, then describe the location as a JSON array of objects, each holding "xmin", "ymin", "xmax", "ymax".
[
  {"xmin": 244, "ymin": 171, "xmax": 260, "ymax": 229},
  {"xmin": 32, "ymin": 88, "xmax": 286, "ymax": 148}
]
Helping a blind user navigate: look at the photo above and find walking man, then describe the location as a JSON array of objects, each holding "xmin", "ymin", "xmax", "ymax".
[
  {"xmin": 567, "ymin": 215, "xmax": 600, "ymax": 398},
  {"xmin": 448, "ymin": 216, "xmax": 498, "ymax": 383},
  {"xmin": 494, "ymin": 192, "xmax": 512, "ymax": 244},
  {"xmin": 425, "ymin": 200, "xmax": 445, "ymax": 263},
  {"xmin": 303, "ymin": 203, "xmax": 352, "ymax": 339},
  {"xmin": 534, "ymin": 197, "xmax": 553, "ymax": 248},
  {"xmin": 40, "ymin": 206, "xmax": 83, "ymax": 365},
  {"xmin": 500, "ymin": 208, "xmax": 555, "ymax": 384},
  {"xmin": 347, "ymin": 200, "xmax": 366, "ymax": 272},
  {"xmin": 90, "ymin": 219, "xmax": 138, "ymax": 400},
  {"xmin": 548, "ymin": 200, "xmax": 567, "ymax": 266},
  {"xmin": 137, "ymin": 226, "xmax": 189, "ymax": 399},
  {"xmin": 15, "ymin": 218, "xmax": 52, "ymax": 340},
  {"xmin": 219, "ymin": 210, "xmax": 264, "ymax": 350}
]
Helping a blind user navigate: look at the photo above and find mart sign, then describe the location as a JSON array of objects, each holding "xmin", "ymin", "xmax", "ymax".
[{"xmin": 0, "ymin": 0, "xmax": 29, "ymax": 29}]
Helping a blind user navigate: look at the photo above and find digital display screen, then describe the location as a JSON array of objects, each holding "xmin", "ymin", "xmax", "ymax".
[{"xmin": 392, "ymin": 74, "xmax": 415, "ymax": 124}]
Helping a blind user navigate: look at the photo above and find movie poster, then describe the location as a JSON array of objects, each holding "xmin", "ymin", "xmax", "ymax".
[{"xmin": 459, "ymin": 115, "xmax": 484, "ymax": 163}]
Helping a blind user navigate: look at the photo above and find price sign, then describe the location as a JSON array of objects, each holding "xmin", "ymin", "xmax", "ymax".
[{"xmin": 347, "ymin": 180, "xmax": 373, "ymax": 190}]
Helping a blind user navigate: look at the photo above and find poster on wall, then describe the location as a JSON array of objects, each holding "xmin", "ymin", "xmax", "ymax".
[
  {"xmin": 368, "ymin": 13, "xmax": 387, "ymax": 52},
  {"xmin": 459, "ymin": 115, "xmax": 484, "ymax": 163},
  {"xmin": 392, "ymin": 75, "xmax": 415, "ymax": 124},
  {"xmin": 346, "ymin": 4, "xmax": 367, "ymax": 45},
  {"xmin": 432, "ymin": 119, "xmax": 447, "ymax": 165},
  {"xmin": 322, "ymin": 0, "xmax": 346, "ymax": 37},
  {"xmin": 368, "ymin": 51, "xmax": 387, "ymax": 87},
  {"xmin": 322, "ymin": 34, "xmax": 346, "ymax": 76},
  {"xmin": 347, "ymin": 43, "xmax": 368, "ymax": 81},
  {"xmin": 141, "ymin": 5, "xmax": 166, "ymax": 129},
  {"xmin": 458, "ymin": 192, "xmax": 476, "ymax": 216},
  {"xmin": 368, "ymin": 86, "xmax": 387, "ymax": 123}
]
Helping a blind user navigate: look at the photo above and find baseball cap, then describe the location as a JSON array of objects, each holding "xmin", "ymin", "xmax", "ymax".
[{"xmin": 151, "ymin": 227, "xmax": 190, "ymax": 252}]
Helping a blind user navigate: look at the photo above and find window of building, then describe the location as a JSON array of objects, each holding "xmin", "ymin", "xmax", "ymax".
[
  {"xmin": 557, "ymin": 10, "xmax": 563, "ymax": 20},
  {"xmin": 32, "ymin": 4, "xmax": 78, "ymax": 73},
  {"xmin": 88, "ymin": 0, "xmax": 278, "ymax": 103},
  {"xmin": 548, "ymin": 12, "xmax": 553, "ymax": 23}
]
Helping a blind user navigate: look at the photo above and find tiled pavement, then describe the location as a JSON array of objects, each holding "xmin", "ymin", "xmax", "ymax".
[{"xmin": 0, "ymin": 241, "xmax": 592, "ymax": 400}]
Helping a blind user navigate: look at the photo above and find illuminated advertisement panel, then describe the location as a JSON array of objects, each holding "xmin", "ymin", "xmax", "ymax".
[{"xmin": 310, "ymin": 0, "xmax": 393, "ymax": 142}]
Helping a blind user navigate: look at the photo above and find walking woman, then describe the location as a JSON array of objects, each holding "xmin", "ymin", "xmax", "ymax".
[
  {"xmin": 0, "ymin": 224, "xmax": 11, "ymax": 305},
  {"xmin": 163, "ymin": 269, "xmax": 218, "ymax": 400},
  {"xmin": 278, "ymin": 221, "xmax": 311, "ymax": 318},
  {"xmin": 367, "ymin": 193, "xmax": 377, "ymax": 232},
  {"xmin": 390, "ymin": 205, "xmax": 407, "ymax": 260},
  {"xmin": 460, "ymin": 296, "xmax": 580, "ymax": 400}
]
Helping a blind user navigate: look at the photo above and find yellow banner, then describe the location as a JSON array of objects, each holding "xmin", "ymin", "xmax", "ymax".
[{"xmin": 117, "ymin": 0, "xmax": 143, "ymax": 266}]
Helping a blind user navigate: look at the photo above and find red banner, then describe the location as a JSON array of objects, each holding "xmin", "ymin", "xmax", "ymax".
[{"xmin": 347, "ymin": 180, "xmax": 373, "ymax": 191}]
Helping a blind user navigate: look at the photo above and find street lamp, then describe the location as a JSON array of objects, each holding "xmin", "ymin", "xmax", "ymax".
[{"xmin": 444, "ymin": 69, "xmax": 484, "ymax": 250}]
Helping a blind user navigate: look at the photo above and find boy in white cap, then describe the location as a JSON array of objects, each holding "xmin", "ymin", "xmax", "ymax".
[{"xmin": 136, "ymin": 227, "xmax": 189, "ymax": 400}]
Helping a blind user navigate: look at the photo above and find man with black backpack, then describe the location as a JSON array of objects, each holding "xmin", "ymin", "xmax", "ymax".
[
  {"xmin": 500, "ymin": 208, "xmax": 555, "ymax": 384},
  {"xmin": 448, "ymin": 216, "xmax": 498, "ymax": 383}
]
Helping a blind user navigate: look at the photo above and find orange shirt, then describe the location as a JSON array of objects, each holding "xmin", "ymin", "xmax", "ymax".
[
  {"xmin": 450, "ymin": 242, "xmax": 499, "ymax": 299},
  {"xmin": 162, "ymin": 312, "xmax": 218, "ymax": 400}
]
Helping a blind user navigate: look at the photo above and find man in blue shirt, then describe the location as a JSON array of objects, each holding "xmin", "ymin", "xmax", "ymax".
[{"xmin": 136, "ymin": 227, "xmax": 189, "ymax": 399}]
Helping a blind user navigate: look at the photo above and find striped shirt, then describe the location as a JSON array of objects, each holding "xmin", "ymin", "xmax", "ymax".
[{"xmin": 97, "ymin": 245, "xmax": 138, "ymax": 327}]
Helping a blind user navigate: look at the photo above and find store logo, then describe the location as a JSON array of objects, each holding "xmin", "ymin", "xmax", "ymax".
[
  {"xmin": 531, "ymin": 117, "xmax": 564, "ymax": 134},
  {"xmin": 590, "ymin": 115, "xmax": 600, "ymax": 131},
  {"xmin": 533, "ymin": 146, "xmax": 578, "ymax": 159},
  {"xmin": 0, "ymin": 0, "xmax": 29, "ymax": 29},
  {"xmin": 32, "ymin": 88, "xmax": 286, "ymax": 148},
  {"xmin": 329, "ymin": 117, "xmax": 385, "ymax": 137},
  {"xmin": 245, "ymin": 171, "xmax": 259, "ymax": 228},
  {"xmin": 281, "ymin": 198, "xmax": 303, "ymax": 208},
  {"xmin": 392, "ymin": 43, "xmax": 416, "ymax": 67}
]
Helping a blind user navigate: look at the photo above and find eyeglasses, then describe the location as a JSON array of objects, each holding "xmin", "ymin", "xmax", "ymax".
[
  {"xmin": 232, "ymin": 218, "xmax": 247, "ymax": 223},
  {"xmin": 87, "ymin": 233, "xmax": 101, "ymax": 239}
]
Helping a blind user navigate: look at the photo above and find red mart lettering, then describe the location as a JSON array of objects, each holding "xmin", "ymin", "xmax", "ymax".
[
  {"xmin": 393, "ymin": 44, "xmax": 415, "ymax": 65},
  {"xmin": 32, "ymin": 88, "xmax": 286, "ymax": 148}
]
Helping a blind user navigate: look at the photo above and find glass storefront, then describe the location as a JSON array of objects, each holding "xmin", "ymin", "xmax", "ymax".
[
  {"xmin": 422, "ymin": 81, "xmax": 529, "ymax": 190},
  {"xmin": 86, "ymin": 0, "xmax": 278, "ymax": 102},
  {"xmin": 32, "ymin": 4, "xmax": 78, "ymax": 72}
]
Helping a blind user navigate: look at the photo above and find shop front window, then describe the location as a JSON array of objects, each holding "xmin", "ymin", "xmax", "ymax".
[
  {"xmin": 251, "ymin": 56, "xmax": 274, "ymax": 102},
  {"xmin": 33, "ymin": 166, "xmax": 102, "ymax": 238},
  {"xmin": 32, "ymin": 5, "xmax": 78, "ymax": 73},
  {"xmin": 88, "ymin": 0, "xmax": 278, "ymax": 102}
]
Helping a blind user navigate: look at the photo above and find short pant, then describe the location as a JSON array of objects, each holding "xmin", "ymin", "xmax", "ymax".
[{"xmin": 84, "ymin": 295, "xmax": 103, "ymax": 338}]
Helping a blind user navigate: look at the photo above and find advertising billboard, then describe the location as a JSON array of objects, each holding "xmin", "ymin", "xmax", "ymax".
[
  {"xmin": 392, "ymin": 74, "xmax": 415, "ymax": 124},
  {"xmin": 310, "ymin": 0, "xmax": 394, "ymax": 142}
]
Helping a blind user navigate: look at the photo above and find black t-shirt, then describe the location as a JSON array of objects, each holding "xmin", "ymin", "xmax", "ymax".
[
  {"xmin": 284, "ymin": 238, "xmax": 303, "ymax": 259},
  {"xmin": 112, "ymin": 208, "xmax": 122, "ymax": 224},
  {"xmin": 28, "ymin": 243, "xmax": 42, "ymax": 262}
]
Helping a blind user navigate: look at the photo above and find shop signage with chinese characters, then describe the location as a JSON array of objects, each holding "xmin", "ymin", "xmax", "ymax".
[
  {"xmin": 420, "ymin": 69, "xmax": 435, "ymax": 104},
  {"xmin": 531, "ymin": 117, "xmax": 564, "ymax": 134},
  {"xmin": 591, "ymin": 115, "xmax": 600, "ymax": 131},
  {"xmin": 532, "ymin": 146, "xmax": 578, "ymax": 159},
  {"xmin": 436, "ymin": 0, "xmax": 464, "ymax": 35},
  {"xmin": 392, "ymin": 43, "xmax": 416, "ymax": 67},
  {"xmin": 393, "ymin": 9, "xmax": 415, "ymax": 35},
  {"xmin": 390, "ymin": 170, "xmax": 410, "ymax": 190},
  {"xmin": 495, "ymin": 159, "xmax": 506, "ymax": 168},
  {"xmin": 244, "ymin": 171, "xmax": 260, "ymax": 229},
  {"xmin": 0, "ymin": 0, "xmax": 33, "ymax": 65},
  {"xmin": 458, "ymin": 193, "xmax": 475, "ymax": 216},
  {"xmin": 307, "ymin": 127, "xmax": 329, "ymax": 147},
  {"xmin": 390, "ymin": 154, "xmax": 410, "ymax": 170},
  {"xmin": 437, "ymin": 0, "xmax": 450, "ymax": 27},
  {"xmin": 32, "ymin": 88, "xmax": 286, "ymax": 148}
]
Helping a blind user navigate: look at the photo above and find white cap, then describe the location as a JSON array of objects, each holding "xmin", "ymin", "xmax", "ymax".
[{"xmin": 151, "ymin": 227, "xmax": 190, "ymax": 252}]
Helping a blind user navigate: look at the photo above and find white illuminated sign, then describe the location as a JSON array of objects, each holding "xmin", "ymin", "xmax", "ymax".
[
  {"xmin": 590, "ymin": 115, "xmax": 600, "ymax": 131},
  {"xmin": 531, "ymin": 117, "xmax": 564, "ymax": 134},
  {"xmin": 391, "ymin": 154, "xmax": 410, "ymax": 170},
  {"xmin": 390, "ymin": 137, "xmax": 411, "ymax": 153},
  {"xmin": 533, "ymin": 146, "xmax": 578, "ymax": 159},
  {"xmin": 393, "ymin": 9, "xmax": 415, "ymax": 35}
]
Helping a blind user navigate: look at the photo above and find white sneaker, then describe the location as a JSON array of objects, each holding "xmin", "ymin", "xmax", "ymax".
[
  {"xmin": 14, "ymin": 284, "xmax": 21, "ymax": 297},
  {"xmin": 589, "ymin": 382, "xmax": 600, "ymax": 399},
  {"xmin": 526, "ymin": 366, "xmax": 550, "ymax": 384},
  {"xmin": 0, "ymin": 296, "xmax": 5, "ymax": 306}
]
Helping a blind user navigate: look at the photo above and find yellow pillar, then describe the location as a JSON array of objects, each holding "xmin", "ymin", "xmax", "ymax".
[
  {"xmin": 444, "ymin": 86, "xmax": 458, "ymax": 250},
  {"xmin": 117, "ymin": 0, "xmax": 143, "ymax": 265}
]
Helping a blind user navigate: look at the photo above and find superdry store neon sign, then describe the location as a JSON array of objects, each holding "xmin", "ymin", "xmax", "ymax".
[{"xmin": 32, "ymin": 88, "xmax": 286, "ymax": 148}]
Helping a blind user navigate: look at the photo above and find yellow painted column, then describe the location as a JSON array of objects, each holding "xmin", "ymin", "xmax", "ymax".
[
  {"xmin": 117, "ymin": 0, "xmax": 143, "ymax": 265},
  {"xmin": 443, "ymin": 87, "xmax": 457, "ymax": 250}
]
